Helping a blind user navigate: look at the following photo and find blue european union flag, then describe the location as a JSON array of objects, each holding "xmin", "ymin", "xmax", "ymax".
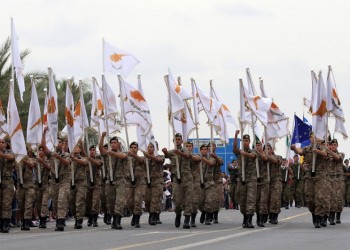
[{"xmin": 291, "ymin": 115, "xmax": 312, "ymax": 147}]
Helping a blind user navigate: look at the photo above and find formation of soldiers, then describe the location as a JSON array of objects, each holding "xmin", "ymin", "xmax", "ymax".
[{"xmin": 0, "ymin": 128, "xmax": 348, "ymax": 233}]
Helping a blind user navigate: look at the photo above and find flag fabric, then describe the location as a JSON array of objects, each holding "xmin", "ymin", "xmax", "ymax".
[
  {"xmin": 0, "ymin": 99, "xmax": 7, "ymax": 138},
  {"xmin": 7, "ymin": 80, "xmax": 27, "ymax": 163},
  {"xmin": 242, "ymin": 84, "xmax": 272, "ymax": 127},
  {"xmin": 291, "ymin": 114, "xmax": 312, "ymax": 147},
  {"xmin": 165, "ymin": 75, "xmax": 185, "ymax": 117},
  {"xmin": 47, "ymin": 68, "xmax": 58, "ymax": 147},
  {"xmin": 311, "ymin": 71, "xmax": 327, "ymax": 140},
  {"xmin": 173, "ymin": 101, "xmax": 196, "ymax": 142},
  {"xmin": 326, "ymin": 66, "xmax": 347, "ymax": 139},
  {"xmin": 91, "ymin": 77, "xmax": 105, "ymax": 136},
  {"xmin": 65, "ymin": 82, "xmax": 75, "ymax": 151},
  {"xmin": 101, "ymin": 75, "xmax": 120, "ymax": 134},
  {"xmin": 26, "ymin": 80, "xmax": 42, "ymax": 149},
  {"xmin": 42, "ymin": 92, "xmax": 54, "ymax": 151},
  {"xmin": 168, "ymin": 69, "xmax": 192, "ymax": 100},
  {"xmin": 75, "ymin": 82, "xmax": 89, "ymax": 132},
  {"xmin": 195, "ymin": 84, "xmax": 221, "ymax": 124},
  {"xmin": 103, "ymin": 40, "xmax": 139, "ymax": 78},
  {"xmin": 11, "ymin": 19, "xmax": 25, "ymax": 101}
]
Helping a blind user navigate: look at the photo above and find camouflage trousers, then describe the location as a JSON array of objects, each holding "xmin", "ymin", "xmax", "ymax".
[
  {"xmin": 268, "ymin": 180, "xmax": 282, "ymax": 214},
  {"xmin": 345, "ymin": 182, "xmax": 350, "ymax": 205},
  {"xmin": 36, "ymin": 185, "xmax": 50, "ymax": 217},
  {"xmin": 198, "ymin": 182, "xmax": 217, "ymax": 213},
  {"xmin": 17, "ymin": 186, "xmax": 36, "ymax": 220},
  {"xmin": 50, "ymin": 181, "xmax": 59, "ymax": 214},
  {"xmin": 100, "ymin": 183, "xmax": 107, "ymax": 214},
  {"xmin": 86, "ymin": 185, "xmax": 101, "ymax": 215},
  {"xmin": 215, "ymin": 181, "xmax": 223, "ymax": 211},
  {"xmin": 336, "ymin": 179, "xmax": 344, "ymax": 213},
  {"xmin": 0, "ymin": 180, "xmax": 14, "ymax": 219},
  {"xmin": 105, "ymin": 182, "xmax": 116, "ymax": 215},
  {"xmin": 292, "ymin": 180, "xmax": 304, "ymax": 206},
  {"xmin": 282, "ymin": 183, "xmax": 291, "ymax": 205},
  {"xmin": 238, "ymin": 180, "xmax": 257, "ymax": 215},
  {"xmin": 173, "ymin": 176, "xmax": 193, "ymax": 216},
  {"xmin": 304, "ymin": 177, "xmax": 330, "ymax": 216},
  {"xmin": 56, "ymin": 181, "xmax": 70, "ymax": 219},
  {"xmin": 126, "ymin": 180, "xmax": 146, "ymax": 215},
  {"xmin": 256, "ymin": 181, "xmax": 269, "ymax": 214},
  {"xmin": 191, "ymin": 177, "xmax": 201, "ymax": 214},
  {"xmin": 70, "ymin": 181, "xmax": 87, "ymax": 220},
  {"xmin": 228, "ymin": 183, "xmax": 239, "ymax": 207},
  {"xmin": 329, "ymin": 178, "xmax": 337, "ymax": 212},
  {"xmin": 144, "ymin": 180, "xmax": 163, "ymax": 214},
  {"xmin": 113, "ymin": 177, "xmax": 126, "ymax": 217}
]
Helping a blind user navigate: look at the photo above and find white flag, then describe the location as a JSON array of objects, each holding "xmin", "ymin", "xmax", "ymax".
[
  {"xmin": 168, "ymin": 69, "xmax": 192, "ymax": 100},
  {"xmin": 195, "ymin": 84, "xmax": 221, "ymax": 124},
  {"xmin": 8, "ymin": 80, "xmax": 27, "ymax": 163},
  {"xmin": 101, "ymin": 75, "xmax": 120, "ymax": 134},
  {"xmin": 27, "ymin": 79, "xmax": 42, "ymax": 149},
  {"xmin": 103, "ymin": 40, "xmax": 139, "ymax": 78},
  {"xmin": 311, "ymin": 71, "xmax": 327, "ymax": 140},
  {"xmin": 65, "ymin": 82, "xmax": 76, "ymax": 151},
  {"xmin": 42, "ymin": 92, "xmax": 54, "ymax": 151},
  {"xmin": 0, "ymin": 99, "xmax": 7, "ymax": 138},
  {"xmin": 11, "ymin": 18, "xmax": 25, "ymax": 101},
  {"xmin": 91, "ymin": 77, "xmax": 105, "ymax": 136},
  {"xmin": 47, "ymin": 67, "xmax": 58, "ymax": 147}
]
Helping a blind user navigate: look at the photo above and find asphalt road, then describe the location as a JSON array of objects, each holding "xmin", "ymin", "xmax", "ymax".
[{"xmin": 1, "ymin": 207, "xmax": 350, "ymax": 250}]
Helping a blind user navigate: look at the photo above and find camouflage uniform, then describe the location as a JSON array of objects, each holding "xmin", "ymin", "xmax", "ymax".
[
  {"xmin": 237, "ymin": 148, "xmax": 257, "ymax": 222},
  {"xmin": 190, "ymin": 156, "xmax": 201, "ymax": 216},
  {"xmin": 35, "ymin": 156, "xmax": 51, "ymax": 228},
  {"xmin": 101, "ymin": 154, "xmax": 117, "ymax": 219},
  {"xmin": 301, "ymin": 146, "xmax": 329, "ymax": 227},
  {"xmin": 69, "ymin": 155, "xmax": 88, "ymax": 228},
  {"xmin": 198, "ymin": 155, "xmax": 216, "ymax": 224},
  {"xmin": 343, "ymin": 165, "xmax": 350, "ymax": 206},
  {"xmin": 335, "ymin": 151, "xmax": 345, "ymax": 220},
  {"xmin": 268, "ymin": 154, "xmax": 283, "ymax": 223},
  {"xmin": 0, "ymin": 149, "xmax": 15, "ymax": 233},
  {"xmin": 291, "ymin": 162, "xmax": 303, "ymax": 207},
  {"xmin": 85, "ymin": 154, "xmax": 102, "ymax": 226},
  {"xmin": 111, "ymin": 154, "xmax": 126, "ymax": 229},
  {"xmin": 167, "ymin": 147, "xmax": 193, "ymax": 228},
  {"xmin": 227, "ymin": 164, "xmax": 239, "ymax": 209},
  {"xmin": 281, "ymin": 166, "xmax": 292, "ymax": 208},
  {"xmin": 17, "ymin": 158, "xmax": 37, "ymax": 230},
  {"xmin": 256, "ymin": 155, "xmax": 269, "ymax": 226},
  {"xmin": 213, "ymin": 156, "xmax": 224, "ymax": 222}
]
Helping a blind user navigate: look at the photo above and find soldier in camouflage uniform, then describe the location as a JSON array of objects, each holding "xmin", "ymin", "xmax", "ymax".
[
  {"xmin": 122, "ymin": 142, "xmax": 146, "ymax": 228},
  {"xmin": 291, "ymin": 132, "xmax": 329, "ymax": 228},
  {"xmin": 266, "ymin": 143, "xmax": 283, "ymax": 224},
  {"xmin": 254, "ymin": 141, "xmax": 269, "ymax": 227},
  {"xmin": 143, "ymin": 142, "xmax": 164, "ymax": 226},
  {"xmin": 185, "ymin": 141, "xmax": 201, "ymax": 227},
  {"xmin": 233, "ymin": 130, "xmax": 257, "ymax": 228},
  {"xmin": 343, "ymin": 159, "xmax": 350, "ymax": 207},
  {"xmin": 0, "ymin": 139, "xmax": 15, "ymax": 233},
  {"xmin": 99, "ymin": 132, "xmax": 125, "ymax": 230},
  {"xmin": 85, "ymin": 145, "xmax": 103, "ymax": 227},
  {"xmin": 197, "ymin": 144, "xmax": 216, "ymax": 225},
  {"xmin": 281, "ymin": 159, "xmax": 293, "ymax": 209},
  {"xmin": 291, "ymin": 155, "xmax": 303, "ymax": 208},
  {"xmin": 69, "ymin": 144, "xmax": 88, "ymax": 229},
  {"xmin": 35, "ymin": 146, "xmax": 51, "ymax": 229},
  {"xmin": 17, "ymin": 151, "xmax": 37, "ymax": 231},
  {"xmin": 162, "ymin": 133, "xmax": 193, "ymax": 229},
  {"xmin": 209, "ymin": 142, "xmax": 224, "ymax": 224},
  {"xmin": 227, "ymin": 160, "xmax": 239, "ymax": 210},
  {"xmin": 327, "ymin": 139, "xmax": 344, "ymax": 224}
]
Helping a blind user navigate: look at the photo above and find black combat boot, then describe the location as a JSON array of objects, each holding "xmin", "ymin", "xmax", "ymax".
[
  {"xmin": 256, "ymin": 214, "xmax": 261, "ymax": 227},
  {"xmin": 134, "ymin": 215, "xmax": 140, "ymax": 228},
  {"xmin": 131, "ymin": 214, "xmax": 135, "ymax": 226},
  {"xmin": 190, "ymin": 213, "xmax": 197, "ymax": 227},
  {"xmin": 148, "ymin": 213, "xmax": 152, "ymax": 225},
  {"xmin": 92, "ymin": 214, "xmax": 98, "ymax": 227},
  {"xmin": 2, "ymin": 218, "xmax": 10, "ymax": 233},
  {"xmin": 312, "ymin": 213, "xmax": 316, "ymax": 225},
  {"xmin": 150, "ymin": 213, "xmax": 156, "ymax": 225},
  {"xmin": 55, "ymin": 219, "xmax": 64, "ymax": 231},
  {"xmin": 274, "ymin": 213, "xmax": 279, "ymax": 224},
  {"xmin": 183, "ymin": 215, "xmax": 190, "ymax": 229},
  {"xmin": 320, "ymin": 215, "xmax": 327, "ymax": 227},
  {"xmin": 242, "ymin": 214, "xmax": 248, "ymax": 228},
  {"xmin": 39, "ymin": 216, "xmax": 47, "ymax": 229},
  {"xmin": 103, "ymin": 213, "xmax": 108, "ymax": 224},
  {"xmin": 87, "ymin": 214, "xmax": 93, "ymax": 227},
  {"xmin": 22, "ymin": 219, "xmax": 30, "ymax": 231},
  {"xmin": 0, "ymin": 219, "xmax": 3, "ymax": 232},
  {"xmin": 199, "ymin": 212, "xmax": 205, "ymax": 224},
  {"xmin": 175, "ymin": 213, "xmax": 182, "ymax": 228},
  {"xmin": 284, "ymin": 202, "xmax": 289, "ymax": 209},
  {"xmin": 314, "ymin": 215, "xmax": 321, "ymax": 228},
  {"xmin": 336, "ymin": 212, "xmax": 341, "ymax": 224},
  {"xmin": 111, "ymin": 215, "xmax": 117, "ymax": 229},
  {"xmin": 258, "ymin": 214, "xmax": 265, "ymax": 227},
  {"xmin": 75, "ymin": 219, "xmax": 83, "ymax": 229},
  {"xmin": 155, "ymin": 213, "xmax": 162, "ymax": 224},
  {"xmin": 213, "ymin": 211, "xmax": 219, "ymax": 224},
  {"xmin": 329, "ymin": 212, "xmax": 336, "ymax": 225},
  {"xmin": 115, "ymin": 214, "xmax": 123, "ymax": 230},
  {"xmin": 246, "ymin": 214, "xmax": 254, "ymax": 228},
  {"xmin": 205, "ymin": 213, "xmax": 212, "ymax": 225}
]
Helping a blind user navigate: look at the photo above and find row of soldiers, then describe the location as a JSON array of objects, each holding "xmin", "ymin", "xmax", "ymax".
[
  {"xmin": 230, "ymin": 130, "xmax": 346, "ymax": 228},
  {"xmin": 0, "ymin": 130, "xmax": 227, "ymax": 233}
]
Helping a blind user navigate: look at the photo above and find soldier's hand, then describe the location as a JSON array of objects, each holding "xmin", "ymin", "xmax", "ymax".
[
  {"xmin": 291, "ymin": 144, "xmax": 296, "ymax": 150},
  {"xmin": 162, "ymin": 148, "xmax": 168, "ymax": 154},
  {"xmin": 102, "ymin": 132, "xmax": 106, "ymax": 137},
  {"xmin": 174, "ymin": 149, "xmax": 181, "ymax": 155}
]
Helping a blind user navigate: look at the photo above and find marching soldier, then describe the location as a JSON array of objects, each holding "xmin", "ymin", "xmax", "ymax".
[
  {"xmin": 0, "ymin": 139, "xmax": 15, "ymax": 233},
  {"xmin": 255, "ymin": 141, "xmax": 268, "ymax": 227},
  {"xmin": 227, "ymin": 160, "xmax": 239, "ymax": 210},
  {"xmin": 343, "ymin": 159, "xmax": 350, "ymax": 207},
  {"xmin": 35, "ymin": 146, "xmax": 51, "ymax": 229},
  {"xmin": 143, "ymin": 142, "xmax": 164, "ymax": 226},
  {"xmin": 162, "ymin": 133, "xmax": 193, "ymax": 229},
  {"xmin": 69, "ymin": 144, "xmax": 89, "ymax": 229},
  {"xmin": 281, "ymin": 159, "xmax": 293, "ymax": 209},
  {"xmin": 85, "ymin": 145, "xmax": 103, "ymax": 227},
  {"xmin": 233, "ymin": 130, "xmax": 257, "ymax": 228},
  {"xmin": 291, "ymin": 155, "xmax": 303, "ymax": 208}
]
